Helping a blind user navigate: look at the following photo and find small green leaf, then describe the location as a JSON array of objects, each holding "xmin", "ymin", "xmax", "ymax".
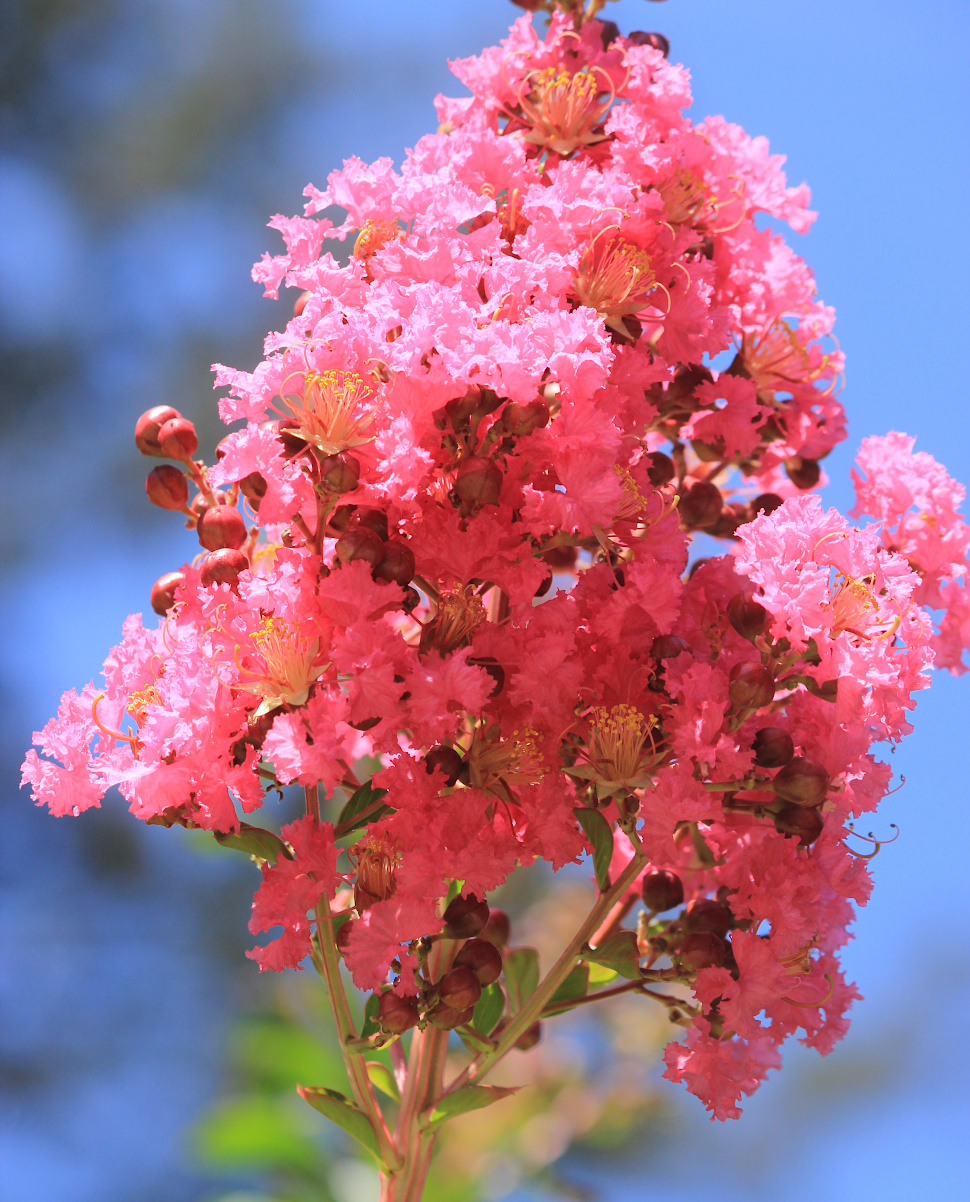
[
  {"xmin": 213, "ymin": 822, "xmax": 291, "ymax": 863},
  {"xmin": 575, "ymin": 807, "xmax": 614, "ymax": 891},
  {"xmin": 547, "ymin": 962, "xmax": 589, "ymax": 1010},
  {"xmin": 587, "ymin": 962, "xmax": 619, "ymax": 987},
  {"xmin": 471, "ymin": 982, "xmax": 505, "ymax": 1037},
  {"xmin": 336, "ymin": 782, "xmax": 393, "ymax": 835},
  {"xmin": 424, "ymin": 1085, "xmax": 518, "ymax": 1129},
  {"xmin": 366, "ymin": 1060, "xmax": 400, "ymax": 1102},
  {"xmin": 582, "ymin": 930, "xmax": 642, "ymax": 981},
  {"xmin": 297, "ymin": 1086, "xmax": 382, "ymax": 1163},
  {"xmin": 360, "ymin": 991, "xmax": 381, "ymax": 1040},
  {"xmin": 503, "ymin": 947, "xmax": 539, "ymax": 1014}
]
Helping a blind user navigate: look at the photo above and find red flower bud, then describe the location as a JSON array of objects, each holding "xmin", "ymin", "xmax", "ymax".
[
  {"xmin": 645, "ymin": 451, "xmax": 675, "ymax": 486},
  {"xmin": 773, "ymin": 803, "xmax": 824, "ymax": 847},
  {"xmin": 772, "ymin": 757, "xmax": 829, "ymax": 807},
  {"xmin": 749, "ymin": 493, "xmax": 784, "ymax": 519},
  {"xmin": 335, "ymin": 527, "xmax": 385, "ymax": 568},
  {"xmin": 437, "ymin": 965, "xmax": 482, "ymax": 1011},
  {"xmin": 319, "ymin": 452, "xmax": 360, "ymax": 494},
  {"xmin": 679, "ymin": 932, "xmax": 729, "ymax": 971},
  {"xmin": 629, "ymin": 30, "xmax": 670, "ymax": 57},
  {"xmin": 678, "ymin": 481, "xmax": 722, "ymax": 530},
  {"xmin": 200, "ymin": 547, "xmax": 249, "ymax": 590},
  {"xmin": 377, "ymin": 991, "xmax": 419, "ymax": 1035},
  {"xmin": 150, "ymin": 571, "xmax": 184, "ymax": 616},
  {"xmin": 453, "ymin": 937, "xmax": 503, "ymax": 986},
  {"xmin": 157, "ymin": 417, "xmax": 198, "ymax": 461},
  {"xmin": 727, "ymin": 593, "xmax": 769, "ymax": 641},
  {"xmin": 373, "ymin": 540, "xmax": 415, "ymax": 586},
  {"xmin": 641, "ymin": 868, "xmax": 684, "ymax": 913},
  {"xmin": 599, "ymin": 19, "xmax": 620, "ymax": 49},
  {"xmin": 443, "ymin": 893, "xmax": 489, "ymax": 939},
  {"xmin": 480, "ymin": 908, "xmax": 511, "ymax": 950},
  {"xmin": 135, "ymin": 405, "xmax": 180, "ymax": 456},
  {"xmin": 752, "ymin": 727, "xmax": 795, "ymax": 768},
  {"xmin": 351, "ymin": 507, "xmax": 390, "ymax": 541},
  {"xmin": 785, "ymin": 456, "xmax": 821, "ymax": 490},
  {"xmin": 684, "ymin": 899, "xmax": 733, "ymax": 938},
  {"xmin": 651, "ymin": 633, "xmax": 691, "ymax": 661},
  {"xmin": 197, "ymin": 505, "xmax": 248, "ymax": 552},
  {"xmin": 276, "ymin": 421, "xmax": 308, "ymax": 459},
  {"xmin": 501, "ymin": 399, "xmax": 549, "ymax": 436},
  {"xmin": 728, "ymin": 661, "xmax": 775, "ymax": 710},
  {"xmin": 454, "ymin": 456, "xmax": 503, "ymax": 509},
  {"xmin": 238, "ymin": 472, "xmax": 267, "ymax": 509},
  {"xmin": 514, "ymin": 1022, "xmax": 542, "ymax": 1050},
  {"xmin": 542, "ymin": 545, "xmax": 578, "ymax": 571},
  {"xmin": 335, "ymin": 918, "xmax": 354, "ymax": 954},
  {"xmin": 427, "ymin": 1001, "xmax": 475, "ymax": 1030},
  {"xmin": 146, "ymin": 464, "xmax": 188, "ymax": 510},
  {"xmin": 425, "ymin": 745, "xmax": 463, "ymax": 787}
]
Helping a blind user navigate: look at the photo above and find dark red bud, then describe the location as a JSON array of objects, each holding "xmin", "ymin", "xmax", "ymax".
[
  {"xmin": 651, "ymin": 633, "xmax": 691, "ymax": 661},
  {"xmin": 752, "ymin": 727, "xmax": 795, "ymax": 769},
  {"xmin": 200, "ymin": 547, "xmax": 249, "ymax": 590},
  {"xmin": 427, "ymin": 1001, "xmax": 475, "ymax": 1031},
  {"xmin": 335, "ymin": 918, "xmax": 354, "ymax": 954},
  {"xmin": 437, "ymin": 965, "xmax": 482, "ymax": 1011},
  {"xmin": 335, "ymin": 526, "xmax": 385, "ymax": 568},
  {"xmin": 542, "ymin": 545, "xmax": 578, "ymax": 571},
  {"xmin": 727, "ymin": 593, "xmax": 770, "ymax": 642},
  {"xmin": 401, "ymin": 586, "xmax": 421, "ymax": 613},
  {"xmin": 238, "ymin": 472, "xmax": 267, "ymax": 509},
  {"xmin": 772, "ymin": 757, "xmax": 829, "ymax": 808},
  {"xmin": 351, "ymin": 507, "xmax": 390, "ymax": 542},
  {"xmin": 514, "ymin": 1022, "xmax": 542, "ymax": 1050},
  {"xmin": 328, "ymin": 504, "xmax": 356, "ymax": 533},
  {"xmin": 443, "ymin": 893, "xmax": 490, "ymax": 939},
  {"xmin": 453, "ymin": 937, "xmax": 503, "ymax": 986},
  {"xmin": 501, "ymin": 400, "xmax": 549, "ymax": 437},
  {"xmin": 377, "ymin": 991, "xmax": 419, "ymax": 1035},
  {"xmin": 773, "ymin": 803, "xmax": 824, "ymax": 846},
  {"xmin": 728, "ymin": 661, "xmax": 775, "ymax": 710},
  {"xmin": 709, "ymin": 505, "xmax": 741, "ymax": 539},
  {"xmin": 197, "ymin": 505, "xmax": 248, "ymax": 552},
  {"xmin": 785, "ymin": 456, "xmax": 821, "ymax": 490},
  {"xmin": 645, "ymin": 451, "xmax": 675, "ymax": 486},
  {"xmin": 276, "ymin": 421, "xmax": 308, "ymax": 459},
  {"xmin": 294, "ymin": 290, "xmax": 312, "ymax": 318},
  {"xmin": 150, "ymin": 571, "xmax": 184, "ymax": 616},
  {"xmin": 684, "ymin": 899, "xmax": 734, "ymax": 938},
  {"xmin": 146, "ymin": 464, "xmax": 188, "ymax": 510},
  {"xmin": 749, "ymin": 493, "xmax": 784, "ymax": 519},
  {"xmin": 373, "ymin": 540, "xmax": 415, "ymax": 586},
  {"xmin": 454, "ymin": 456, "xmax": 503, "ymax": 508},
  {"xmin": 641, "ymin": 868, "xmax": 684, "ymax": 912},
  {"xmin": 679, "ymin": 481, "xmax": 723, "ymax": 530},
  {"xmin": 599, "ymin": 19, "xmax": 620, "ymax": 49},
  {"xmin": 425, "ymin": 745, "xmax": 463, "ymax": 787},
  {"xmin": 157, "ymin": 417, "xmax": 198, "ymax": 460},
  {"xmin": 628, "ymin": 30, "xmax": 670, "ymax": 57},
  {"xmin": 190, "ymin": 492, "xmax": 213, "ymax": 518},
  {"xmin": 444, "ymin": 390, "xmax": 483, "ymax": 426},
  {"xmin": 679, "ymin": 932, "xmax": 729, "ymax": 971},
  {"xmin": 319, "ymin": 452, "xmax": 360, "ymax": 494},
  {"xmin": 135, "ymin": 405, "xmax": 181, "ymax": 456},
  {"xmin": 480, "ymin": 909, "xmax": 511, "ymax": 950}
]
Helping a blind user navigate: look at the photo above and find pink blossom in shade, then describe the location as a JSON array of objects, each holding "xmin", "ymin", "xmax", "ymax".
[
  {"xmin": 695, "ymin": 931, "xmax": 790, "ymax": 1042},
  {"xmin": 663, "ymin": 1022, "xmax": 782, "ymax": 1121},
  {"xmin": 247, "ymin": 817, "xmax": 339, "ymax": 972},
  {"xmin": 344, "ymin": 894, "xmax": 442, "ymax": 994}
]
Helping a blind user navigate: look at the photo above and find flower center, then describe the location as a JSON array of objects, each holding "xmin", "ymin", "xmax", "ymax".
[
  {"xmin": 353, "ymin": 217, "xmax": 400, "ymax": 265},
  {"xmin": 279, "ymin": 369, "xmax": 376, "ymax": 456},
  {"xmin": 422, "ymin": 584, "xmax": 487, "ymax": 654},
  {"xmin": 236, "ymin": 616, "xmax": 328, "ymax": 715},
  {"xmin": 515, "ymin": 65, "xmax": 613, "ymax": 158},
  {"xmin": 740, "ymin": 318, "xmax": 835, "ymax": 394},
  {"xmin": 826, "ymin": 573, "xmax": 899, "ymax": 641},
  {"xmin": 587, "ymin": 703, "xmax": 653, "ymax": 782},
  {"xmin": 573, "ymin": 232, "xmax": 663, "ymax": 338},
  {"xmin": 352, "ymin": 835, "xmax": 401, "ymax": 912}
]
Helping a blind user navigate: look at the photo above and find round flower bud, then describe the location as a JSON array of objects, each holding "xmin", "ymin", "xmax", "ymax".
[
  {"xmin": 542, "ymin": 545, "xmax": 578, "ymax": 571},
  {"xmin": 157, "ymin": 416, "xmax": 198, "ymax": 461},
  {"xmin": 319, "ymin": 452, "xmax": 360, "ymax": 494},
  {"xmin": 373, "ymin": 540, "xmax": 415, "ymax": 586},
  {"xmin": 200, "ymin": 547, "xmax": 249, "ymax": 590},
  {"xmin": 679, "ymin": 932, "xmax": 729, "ymax": 971},
  {"xmin": 514, "ymin": 1022, "xmax": 542, "ymax": 1051},
  {"xmin": 427, "ymin": 1001, "xmax": 475, "ymax": 1031},
  {"xmin": 276, "ymin": 421, "xmax": 308, "ymax": 459},
  {"xmin": 727, "ymin": 593, "xmax": 769, "ymax": 641},
  {"xmin": 443, "ymin": 893, "xmax": 489, "ymax": 939},
  {"xmin": 424, "ymin": 745, "xmax": 463, "ymax": 787},
  {"xmin": 651, "ymin": 633, "xmax": 691, "ymax": 661},
  {"xmin": 709, "ymin": 504, "xmax": 742, "ymax": 539},
  {"xmin": 749, "ymin": 493, "xmax": 784, "ymax": 519},
  {"xmin": 437, "ymin": 966, "xmax": 482, "ymax": 1012},
  {"xmin": 377, "ymin": 991, "xmax": 419, "ymax": 1035},
  {"xmin": 480, "ymin": 909, "xmax": 511, "ymax": 950},
  {"xmin": 772, "ymin": 757, "xmax": 829, "ymax": 808},
  {"xmin": 684, "ymin": 899, "xmax": 733, "ymax": 938},
  {"xmin": 501, "ymin": 399, "xmax": 549, "ymax": 437},
  {"xmin": 150, "ymin": 570, "xmax": 184, "ymax": 616},
  {"xmin": 238, "ymin": 471, "xmax": 267, "ymax": 510},
  {"xmin": 678, "ymin": 481, "xmax": 723, "ymax": 530},
  {"xmin": 752, "ymin": 727, "xmax": 795, "ymax": 769},
  {"xmin": 728, "ymin": 662, "xmax": 775, "ymax": 710},
  {"xmin": 785, "ymin": 456, "xmax": 821, "ymax": 490},
  {"xmin": 335, "ymin": 918, "xmax": 354, "ymax": 955},
  {"xmin": 773, "ymin": 803, "xmax": 824, "ymax": 847},
  {"xmin": 135, "ymin": 405, "xmax": 181, "ymax": 456},
  {"xmin": 641, "ymin": 868, "xmax": 684, "ymax": 913},
  {"xmin": 453, "ymin": 938, "xmax": 503, "ymax": 986},
  {"xmin": 294, "ymin": 290, "xmax": 312, "ymax": 318},
  {"xmin": 629, "ymin": 30, "xmax": 670, "ymax": 57},
  {"xmin": 351, "ymin": 507, "xmax": 390, "ymax": 542},
  {"xmin": 146, "ymin": 464, "xmax": 188, "ymax": 510},
  {"xmin": 197, "ymin": 505, "xmax": 248, "ymax": 552},
  {"xmin": 335, "ymin": 526, "xmax": 385, "ymax": 568},
  {"xmin": 454, "ymin": 456, "xmax": 503, "ymax": 508},
  {"xmin": 599, "ymin": 19, "xmax": 620, "ymax": 49},
  {"xmin": 645, "ymin": 451, "xmax": 675, "ymax": 486}
]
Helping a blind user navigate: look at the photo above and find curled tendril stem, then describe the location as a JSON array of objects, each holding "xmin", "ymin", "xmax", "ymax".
[{"xmin": 782, "ymin": 972, "xmax": 835, "ymax": 1009}]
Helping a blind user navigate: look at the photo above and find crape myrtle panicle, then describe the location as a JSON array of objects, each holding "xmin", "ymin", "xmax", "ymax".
[{"xmin": 22, "ymin": 1, "xmax": 970, "ymax": 1133}]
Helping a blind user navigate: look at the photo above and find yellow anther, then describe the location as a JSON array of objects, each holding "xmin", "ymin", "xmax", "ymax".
[{"xmin": 277, "ymin": 368, "xmax": 376, "ymax": 457}]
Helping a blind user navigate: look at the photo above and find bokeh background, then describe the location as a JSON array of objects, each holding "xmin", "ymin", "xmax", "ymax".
[{"xmin": 1, "ymin": 1, "xmax": 968, "ymax": 1199}]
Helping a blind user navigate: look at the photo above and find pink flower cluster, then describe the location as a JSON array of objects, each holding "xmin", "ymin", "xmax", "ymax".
[{"xmin": 23, "ymin": 12, "xmax": 970, "ymax": 1120}]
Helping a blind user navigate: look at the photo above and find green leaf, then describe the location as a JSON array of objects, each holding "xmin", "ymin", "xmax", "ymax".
[
  {"xmin": 471, "ymin": 982, "xmax": 505, "ymax": 1037},
  {"xmin": 366, "ymin": 1060, "xmax": 400, "ymax": 1102},
  {"xmin": 360, "ymin": 991, "xmax": 381, "ymax": 1040},
  {"xmin": 424, "ymin": 1085, "xmax": 518, "ymax": 1129},
  {"xmin": 336, "ymin": 782, "xmax": 393, "ymax": 835},
  {"xmin": 547, "ymin": 962, "xmax": 589, "ymax": 1010},
  {"xmin": 297, "ymin": 1086, "xmax": 383, "ymax": 1163},
  {"xmin": 194, "ymin": 1095, "xmax": 319, "ymax": 1174},
  {"xmin": 503, "ymin": 947, "xmax": 540, "ymax": 1014},
  {"xmin": 213, "ymin": 822, "xmax": 291, "ymax": 863},
  {"xmin": 582, "ymin": 930, "xmax": 642, "ymax": 981},
  {"xmin": 575, "ymin": 807, "xmax": 614, "ymax": 891},
  {"xmin": 587, "ymin": 962, "xmax": 619, "ymax": 987}
]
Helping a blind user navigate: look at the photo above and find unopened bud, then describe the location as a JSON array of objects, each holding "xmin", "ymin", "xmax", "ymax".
[
  {"xmin": 641, "ymin": 868, "xmax": 684, "ymax": 912},
  {"xmin": 454, "ymin": 456, "xmax": 503, "ymax": 509},
  {"xmin": 135, "ymin": 405, "xmax": 181, "ymax": 456},
  {"xmin": 684, "ymin": 899, "xmax": 733, "ymax": 938},
  {"xmin": 773, "ymin": 803, "xmax": 824, "ymax": 846},
  {"xmin": 514, "ymin": 1022, "xmax": 542, "ymax": 1051},
  {"xmin": 542, "ymin": 545, "xmax": 578, "ymax": 570},
  {"xmin": 727, "ymin": 593, "xmax": 770, "ymax": 641},
  {"xmin": 785, "ymin": 456, "xmax": 821, "ymax": 490},
  {"xmin": 427, "ymin": 1001, "xmax": 475, "ymax": 1031},
  {"xmin": 238, "ymin": 472, "xmax": 267, "ymax": 508},
  {"xmin": 351, "ymin": 507, "xmax": 390, "ymax": 542},
  {"xmin": 294, "ymin": 290, "xmax": 312, "ymax": 318},
  {"xmin": 335, "ymin": 918, "xmax": 354, "ymax": 955},
  {"xmin": 728, "ymin": 661, "xmax": 775, "ymax": 710},
  {"xmin": 443, "ymin": 893, "xmax": 489, "ymax": 939},
  {"xmin": 453, "ymin": 937, "xmax": 503, "ymax": 986},
  {"xmin": 501, "ymin": 400, "xmax": 549, "ymax": 437},
  {"xmin": 200, "ymin": 547, "xmax": 249, "ymax": 590},
  {"xmin": 678, "ymin": 481, "xmax": 722, "ymax": 530},
  {"xmin": 276, "ymin": 421, "xmax": 308, "ymax": 459},
  {"xmin": 377, "ymin": 991, "xmax": 419, "ymax": 1035},
  {"xmin": 749, "ymin": 493, "xmax": 783, "ymax": 519},
  {"xmin": 373, "ymin": 540, "xmax": 415, "ymax": 586},
  {"xmin": 328, "ymin": 504, "xmax": 356, "ymax": 533},
  {"xmin": 629, "ymin": 30, "xmax": 670, "ymax": 57},
  {"xmin": 150, "ymin": 571, "xmax": 184, "ymax": 616},
  {"xmin": 645, "ymin": 451, "xmax": 675, "ymax": 486},
  {"xmin": 771, "ymin": 756, "xmax": 829, "ymax": 808},
  {"xmin": 752, "ymin": 726, "xmax": 795, "ymax": 768},
  {"xmin": 425, "ymin": 745, "xmax": 463, "ymax": 787},
  {"xmin": 335, "ymin": 527, "xmax": 385, "ymax": 568},
  {"xmin": 480, "ymin": 908, "xmax": 511, "ymax": 950},
  {"xmin": 197, "ymin": 505, "xmax": 248, "ymax": 552},
  {"xmin": 146, "ymin": 464, "xmax": 188, "ymax": 510},
  {"xmin": 437, "ymin": 966, "xmax": 482, "ymax": 1011},
  {"xmin": 678, "ymin": 932, "xmax": 729, "ymax": 971},
  {"xmin": 157, "ymin": 416, "xmax": 198, "ymax": 461},
  {"xmin": 709, "ymin": 504, "xmax": 742, "ymax": 539},
  {"xmin": 599, "ymin": 19, "xmax": 620, "ymax": 48},
  {"xmin": 651, "ymin": 633, "xmax": 691, "ymax": 661},
  {"xmin": 319, "ymin": 452, "xmax": 360, "ymax": 494}
]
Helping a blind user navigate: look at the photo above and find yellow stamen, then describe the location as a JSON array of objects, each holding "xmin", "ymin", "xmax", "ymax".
[
  {"xmin": 573, "ymin": 228, "xmax": 668, "ymax": 338},
  {"xmin": 277, "ymin": 368, "xmax": 376, "ymax": 456},
  {"xmin": 514, "ymin": 65, "xmax": 614, "ymax": 158},
  {"xmin": 235, "ymin": 616, "xmax": 329, "ymax": 716},
  {"xmin": 587, "ymin": 704, "xmax": 652, "ymax": 783}
]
